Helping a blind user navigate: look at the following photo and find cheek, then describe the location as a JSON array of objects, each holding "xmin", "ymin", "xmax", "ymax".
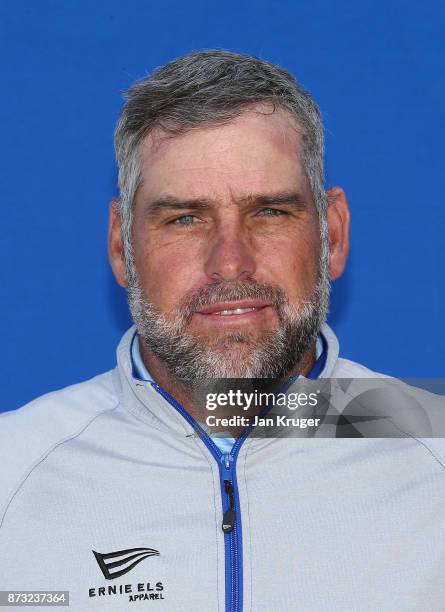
[
  {"xmin": 134, "ymin": 237, "xmax": 202, "ymax": 309},
  {"xmin": 257, "ymin": 231, "xmax": 320, "ymax": 297}
]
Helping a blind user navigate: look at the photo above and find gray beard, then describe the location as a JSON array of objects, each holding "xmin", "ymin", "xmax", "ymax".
[{"xmin": 126, "ymin": 262, "xmax": 330, "ymax": 385}]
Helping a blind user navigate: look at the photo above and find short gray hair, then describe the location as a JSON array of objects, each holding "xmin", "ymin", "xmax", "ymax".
[{"xmin": 114, "ymin": 49, "xmax": 327, "ymax": 276}]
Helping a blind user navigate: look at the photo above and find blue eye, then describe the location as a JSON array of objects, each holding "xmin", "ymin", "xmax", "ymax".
[
  {"xmin": 259, "ymin": 208, "xmax": 285, "ymax": 216},
  {"xmin": 174, "ymin": 215, "xmax": 197, "ymax": 225}
]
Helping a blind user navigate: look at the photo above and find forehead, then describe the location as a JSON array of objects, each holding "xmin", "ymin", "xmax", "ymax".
[{"xmin": 136, "ymin": 106, "xmax": 310, "ymax": 204}]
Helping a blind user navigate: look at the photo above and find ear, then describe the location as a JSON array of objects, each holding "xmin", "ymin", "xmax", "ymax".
[
  {"xmin": 326, "ymin": 186, "xmax": 350, "ymax": 280},
  {"xmin": 108, "ymin": 199, "xmax": 127, "ymax": 288}
]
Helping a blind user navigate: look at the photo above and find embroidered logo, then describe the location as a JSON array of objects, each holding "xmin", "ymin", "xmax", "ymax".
[{"xmin": 92, "ymin": 547, "xmax": 160, "ymax": 580}]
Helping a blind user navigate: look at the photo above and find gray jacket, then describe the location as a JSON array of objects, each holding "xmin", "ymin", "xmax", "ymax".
[{"xmin": 1, "ymin": 325, "xmax": 444, "ymax": 611}]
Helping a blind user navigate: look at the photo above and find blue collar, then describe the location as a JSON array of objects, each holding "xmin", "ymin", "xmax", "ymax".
[{"xmin": 304, "ymin": 333, "xmax": 328, "ymax": 379}]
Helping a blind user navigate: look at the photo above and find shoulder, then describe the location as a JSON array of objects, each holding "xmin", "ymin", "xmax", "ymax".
[
  {"xmin": 331, "ymin": 357, "xmax": 390, "ymax": 378},
  {"xmin": 0, "ymin": 370, "xmax": 119, "ymax": 519},
  {"xmin": 330, "ymin": 357, "xmax": 445, "ymax": 469}
]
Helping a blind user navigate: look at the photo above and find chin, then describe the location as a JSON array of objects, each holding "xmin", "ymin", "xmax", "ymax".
[{"xmin": 199, "ymin": 328, "xmax": 270, "ymax": 346}]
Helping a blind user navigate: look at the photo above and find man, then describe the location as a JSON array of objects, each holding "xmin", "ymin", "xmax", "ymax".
[{"xmin": 1, "ymin": 50, "xmax": 444, "ymax": 611}]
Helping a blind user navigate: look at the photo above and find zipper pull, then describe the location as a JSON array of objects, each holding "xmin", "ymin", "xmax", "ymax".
[{"xmin": 222, "ymin": 480, "xmax": 235, "ymax": 533}]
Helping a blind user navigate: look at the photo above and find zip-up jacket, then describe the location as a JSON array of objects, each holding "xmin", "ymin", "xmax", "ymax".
[{"xmin": 1, "ymin": 324, "xmax": 444, "ymax": 611}]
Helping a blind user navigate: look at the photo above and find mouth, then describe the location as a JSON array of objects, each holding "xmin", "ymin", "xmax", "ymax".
[{"xmin": 195, "ymin": 300, "xmax": 271, "ymax": 320}]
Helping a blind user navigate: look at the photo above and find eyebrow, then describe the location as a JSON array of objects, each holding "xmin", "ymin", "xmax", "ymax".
[
  {"xmin": 143, "ymin": 197, "xmax": 212, "ymax": 218},
  {"xmin": 239, "ymin": 191, "xmax": 308, "ymax": 210},
  {"xmin": 143, "ymin": 190, "xmax": 308, "ymax": 218}
]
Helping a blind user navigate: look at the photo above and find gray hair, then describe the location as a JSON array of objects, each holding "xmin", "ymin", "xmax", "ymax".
[{"xmin": 114, "ymin": 49, "xmax": 328, "ymax": 280}]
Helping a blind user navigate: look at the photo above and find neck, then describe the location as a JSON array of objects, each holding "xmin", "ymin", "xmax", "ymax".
[{"xmin": 138, "ymin": 338, "xmax": 317, "ymax": 438}]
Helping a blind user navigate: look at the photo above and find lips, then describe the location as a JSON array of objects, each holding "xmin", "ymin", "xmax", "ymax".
[
  {"xmin": 196, "ymin": 300, "xmax": 270, "ymax": 316},
  {"xmin": 213, "ymin": 307, "xmax": 257, "ymax": 316}
]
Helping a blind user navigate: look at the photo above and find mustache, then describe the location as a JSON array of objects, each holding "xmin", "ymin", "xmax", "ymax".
[{"xmin": 178, "ymin": 279, "xmax": 288, "ymax": 321}]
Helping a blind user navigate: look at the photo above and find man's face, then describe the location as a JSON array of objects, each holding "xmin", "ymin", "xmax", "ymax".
[{"xmin": 122, "ymin": 106, "xmax": 331, "ymax": 381}]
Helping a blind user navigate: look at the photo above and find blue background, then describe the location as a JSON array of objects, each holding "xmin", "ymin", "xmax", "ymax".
[{"xmin": 1, "ymin": 0, "xmax": 443, "ymax": 413}]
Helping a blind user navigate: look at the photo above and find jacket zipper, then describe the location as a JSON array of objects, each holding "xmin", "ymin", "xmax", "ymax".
[
  {"xmin": 150, "ymin": 382, "xmax": 246, "ymax": 612},
  {"xmin": 222, "ymin": 478, "xmax": 235, "ymax": 532},
  {"xmin": 220, "ymin": 439, "xmax": 247, "ymax": 612}
]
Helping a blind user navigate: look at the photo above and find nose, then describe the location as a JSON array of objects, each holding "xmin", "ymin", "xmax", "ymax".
[{"xmin": 204, "ymin": 221, "xmax": 256, "ymax": 282}]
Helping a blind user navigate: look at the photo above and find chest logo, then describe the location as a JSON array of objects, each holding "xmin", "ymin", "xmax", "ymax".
[{"xmin": 93, "ymin": 547, "xmax": 160, "ymax": 579}]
